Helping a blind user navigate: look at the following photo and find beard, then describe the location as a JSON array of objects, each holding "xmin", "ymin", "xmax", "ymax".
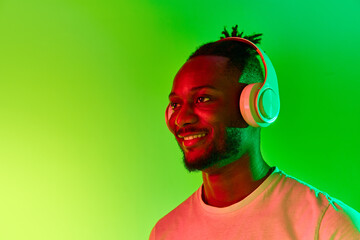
[{"xmin": 181, "ymin": 128, "xmax": 242, "ymax": 172}]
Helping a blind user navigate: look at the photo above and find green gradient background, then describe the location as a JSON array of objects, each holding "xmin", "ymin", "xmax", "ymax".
[{"xmin": 0, "ymin": 0, "xmax": 359, "ymax": 239}]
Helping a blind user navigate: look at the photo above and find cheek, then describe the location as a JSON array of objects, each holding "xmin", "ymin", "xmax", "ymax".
[
  {"xmin": 221, "ymin": 97, "xmax": 246, "ymax": 128},
  {"xmin": 210, "ymin": 121, "xmax": 227, "ymax": 142},
  {"xmin": 219, "ymin": 124, "xmax": 228, "ymax": 138}
]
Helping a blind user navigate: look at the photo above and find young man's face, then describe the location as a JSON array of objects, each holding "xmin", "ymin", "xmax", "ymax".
[{"xmin": 168, "ymin": 55, "xmax": 249, "ymax": 172}]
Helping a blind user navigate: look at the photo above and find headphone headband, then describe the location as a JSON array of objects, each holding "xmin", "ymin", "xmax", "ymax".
[
  {"xmin": 216, "ymin": 37, "xmax": 280, "ymax": 126},
  {"xmin": 217, "ymin": 37, "xmax": 269, "ymax": 82}
]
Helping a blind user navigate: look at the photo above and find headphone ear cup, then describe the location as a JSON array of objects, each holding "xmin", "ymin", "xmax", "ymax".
[
  {"xmin": 239, "ymin": 83, "xmax": 263, "ymax": 127},
  {"xmin": 258, "ymin": 88, "xmax": 280, "ymax": 122}
]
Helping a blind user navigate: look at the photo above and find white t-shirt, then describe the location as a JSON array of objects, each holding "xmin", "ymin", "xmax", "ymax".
[{"xmin": 150, "ymin": 167, "xmax": 360, "ymax": 239}]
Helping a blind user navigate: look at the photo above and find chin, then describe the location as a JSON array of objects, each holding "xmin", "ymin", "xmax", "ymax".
[
  {"xmin": 182, "ymin": 145, "xmax": 221, "ymax": 172},
  {"xmin": 181, "ymin": 129, "xmax": 241, "ymax": 172}
]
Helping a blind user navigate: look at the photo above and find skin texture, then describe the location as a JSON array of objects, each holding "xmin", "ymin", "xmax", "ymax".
[{"xmin": 168, "ymin": 55, "xmax": 271, "ymax": 207}]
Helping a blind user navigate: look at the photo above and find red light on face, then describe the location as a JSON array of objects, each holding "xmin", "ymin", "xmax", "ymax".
[{"xmin": 167, "ymin": 56, "xmax": 246, "ymax": 171}]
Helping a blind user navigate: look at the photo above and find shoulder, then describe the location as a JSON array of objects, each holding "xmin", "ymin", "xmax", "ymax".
[
  {"xmin": 270, "ymin": 169, "xmax": 334, "ymax": 210},
  {"xmin": 274, "ymin": 169, "xmax": 360, "ymax": 238},
  {"xmin": 318, "ymin": 198, "xmax": 360, "ymax": 239},
  {"xmin": 150, "ymin": 187, "xmax": 200, "ymax": 239}
]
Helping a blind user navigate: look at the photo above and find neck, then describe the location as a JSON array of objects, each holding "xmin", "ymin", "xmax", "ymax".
[{"xmin": 201, "ymin": 152, "xmax": 271, "ymax": 208}]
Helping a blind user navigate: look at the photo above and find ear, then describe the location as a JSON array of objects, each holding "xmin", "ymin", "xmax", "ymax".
[{"xmin": 165, "ymin": 104, "xmax": 175, "ymax": 133}]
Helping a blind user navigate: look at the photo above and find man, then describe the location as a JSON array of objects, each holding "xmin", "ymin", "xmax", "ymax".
[{"xmin": 150, "ymin": 26, "xmax": 360, "ymax": 239}]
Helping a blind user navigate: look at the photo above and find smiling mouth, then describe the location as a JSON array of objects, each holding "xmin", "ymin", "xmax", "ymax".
[
  {"xmin": 178, "ymin": 132, "xmax": 208, "ymax": 148},
  {"xmin": 181, "ymin": 133, "xmax": 206, "ymax": 141}
]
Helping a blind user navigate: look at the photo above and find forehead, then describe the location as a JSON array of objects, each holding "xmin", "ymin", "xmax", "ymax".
[{"xmin": 171, "ymin": 55, "xmax": 240, "ymax": 94}]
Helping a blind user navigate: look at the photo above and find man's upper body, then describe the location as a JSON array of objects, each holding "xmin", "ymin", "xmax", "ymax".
[
  {"xmin": 151, "ymin": 26, "xmax": 360, "ymax": 239},
  {"xmin": 150, "ymin": 167, "xmax": 360, "ymax": 239}
]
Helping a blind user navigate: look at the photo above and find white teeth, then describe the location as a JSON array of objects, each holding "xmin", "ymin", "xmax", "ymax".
[{"xmin": 183, "ymin": 133, "xmax": 206, "ymax": 141}]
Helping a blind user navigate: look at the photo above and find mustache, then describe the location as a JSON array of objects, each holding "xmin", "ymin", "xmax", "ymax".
[{"xmin": 176, "ymin": 126, "xmax": 209, "ymax": 135}]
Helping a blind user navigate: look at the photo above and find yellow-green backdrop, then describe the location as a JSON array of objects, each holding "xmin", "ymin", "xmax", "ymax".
[{"xmin": 0, "ymin": 0, "xmax": 359, "ymax": 239}]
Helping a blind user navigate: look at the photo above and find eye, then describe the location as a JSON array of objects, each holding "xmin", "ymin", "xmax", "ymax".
[
  {"xmin": 170, "ymin": 102, "xmax": 180, "ymax": 110},
  {"xmin": 196, "ymin": 96, "xmax": 210, "ymax": 103}
]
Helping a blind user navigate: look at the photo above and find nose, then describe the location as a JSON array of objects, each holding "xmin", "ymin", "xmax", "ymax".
[{"xmin": 175, "ymin": 103, "xmax": 198, "ymax": 127}]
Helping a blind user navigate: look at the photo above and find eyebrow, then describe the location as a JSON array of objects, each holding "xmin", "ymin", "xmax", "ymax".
[{"xmin": 168, "ymin": 85, "xmax": 218, "ymax": 98}]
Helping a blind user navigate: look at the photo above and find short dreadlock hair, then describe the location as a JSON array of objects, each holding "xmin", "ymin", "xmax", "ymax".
[{"xmin": 188, "ymin": 25, "xmax": 264, "ymax": 85}]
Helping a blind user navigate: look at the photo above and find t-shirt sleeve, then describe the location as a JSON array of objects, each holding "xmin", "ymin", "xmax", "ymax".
[{"xmin": 318, "ymin": 200, "xmax": 360, "ymax": 239}]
